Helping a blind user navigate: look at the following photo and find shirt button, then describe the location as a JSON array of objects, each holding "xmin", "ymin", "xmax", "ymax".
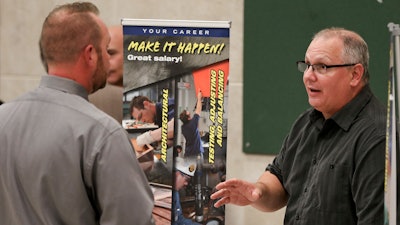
[
  {"xmin": 312, "ymin": 159, "xmax": 317, "ymax": 164},
  {"xmin": 304, "ymin": 188, "xmax": 308, "ymax": 193},
  {"xmin": 295, "ymin": 215, "xmax": 300, "ymax": 220}
]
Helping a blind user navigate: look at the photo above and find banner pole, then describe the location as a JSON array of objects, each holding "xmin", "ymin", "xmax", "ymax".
[{"xmin": 385, "ymin": 22, "xmax": 399, "ymax": 225}]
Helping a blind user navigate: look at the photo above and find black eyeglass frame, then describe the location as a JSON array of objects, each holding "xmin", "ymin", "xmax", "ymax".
[
  {"xmin": 179, "ymin": 171, "xmax": 191, "ymax": 182},
  {"xmin": 296, "ymin": 60, "xmax": 357, "ymax": 73}
]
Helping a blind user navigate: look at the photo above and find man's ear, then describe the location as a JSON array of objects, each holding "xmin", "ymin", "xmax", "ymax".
[
  {"xmin": 350, "ymin": 63, "xmax": 364, "ymax": 86},
  {"xmin": 143, "ymin": 100, "xmax": 150, "ymax": 109},
  {"xmin": 83, "ymin": 44, "xmax": 97, "ymax": 66}
]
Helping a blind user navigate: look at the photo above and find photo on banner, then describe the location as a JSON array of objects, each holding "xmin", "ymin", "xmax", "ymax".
[{"xmin": 122, "ymin": 19, "xmax": 230, "ymax": 225}]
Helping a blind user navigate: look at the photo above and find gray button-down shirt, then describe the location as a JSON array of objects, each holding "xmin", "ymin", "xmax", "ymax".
[{"xmin": 0, "ymin": 75, "xmax": 154, "ymax": 225}]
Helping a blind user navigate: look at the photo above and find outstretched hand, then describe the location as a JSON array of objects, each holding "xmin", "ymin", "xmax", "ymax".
[{"xmin": 210, "ymin": 178, "xmax": 262, "ymax": 208}]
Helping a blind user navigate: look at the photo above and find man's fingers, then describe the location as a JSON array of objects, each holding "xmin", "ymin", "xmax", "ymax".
[
  {"xmin": 215, "ymin": 181, "xmax": 228, "ymax": 190},
  {"xmin": 211, "ymin": 188, "xmax": 230, "ymax": 208},
  {"xmin": 213, "ymin": 196, "xmax": 230, "ymax": 208},
  {"xmin": 215, "ymin": 178, "xmax": 241, "ymax": 190},
  {"xmin": 211, "ymin": 188, "xmax": 228, "ymax": 200}
]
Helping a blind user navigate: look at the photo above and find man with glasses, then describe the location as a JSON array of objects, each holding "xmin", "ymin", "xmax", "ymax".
[
  {"xmin": 211, "ymin": 27, "xmax": 386, "ymax": 224},
  {"xmin": 173, "ymin": 157, "xmax": 201, "ymax": 225}
]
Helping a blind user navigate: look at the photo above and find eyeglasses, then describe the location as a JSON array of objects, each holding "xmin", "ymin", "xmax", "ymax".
[
  {"xmin": 179, "ymin": 171, "xmax": 191, "ymax": 182},
  {"xmin": 296, "ymin": 61, "xmax": 356, "ymax": 74}
]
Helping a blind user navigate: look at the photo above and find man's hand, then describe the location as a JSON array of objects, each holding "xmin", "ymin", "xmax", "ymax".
[{"xmin": 210, "ymin": 178, "xmax": 262, "ymax": 208}]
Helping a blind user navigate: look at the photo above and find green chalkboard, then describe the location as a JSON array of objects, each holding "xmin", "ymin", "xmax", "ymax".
[{"xmin": 243, "ymin": 0, "xmax": 400, "ymax": 154}]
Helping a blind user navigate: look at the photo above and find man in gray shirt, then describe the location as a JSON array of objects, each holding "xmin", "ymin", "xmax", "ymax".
[{"xmin": 0, "ymin": 2, "xmax": 154, "ymax": 225}]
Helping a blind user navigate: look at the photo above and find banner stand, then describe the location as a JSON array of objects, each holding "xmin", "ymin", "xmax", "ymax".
[
  {"xmin": 384, "ymin": 22, "xmax": 399, "ymax": 225},
  {"xmin": 122, "ymin": 19, "xmax": 230, "ymax": 225}
]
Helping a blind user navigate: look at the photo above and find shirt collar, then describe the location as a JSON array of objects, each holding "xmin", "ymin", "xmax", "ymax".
[
  {"xmin": 39, "ymin": 75, "xmax": 89, "ymax": 100},
  {"xmin": 310, "ymin": 85, "xmax": 373, "ymax": 131}
]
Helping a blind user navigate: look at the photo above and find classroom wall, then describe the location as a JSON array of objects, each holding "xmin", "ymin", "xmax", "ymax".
[{"xmin": 0, "ymin": 0, "xmax": 285, "ymax": 224}]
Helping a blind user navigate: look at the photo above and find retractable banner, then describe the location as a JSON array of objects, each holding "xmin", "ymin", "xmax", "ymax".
[
  {"xmin": 122, "ymin": 19, "xmax": 230, "ymax": 225},
  {"xmin": 384, "ymin": 23, "xmax": 398, "ymax": 225}
]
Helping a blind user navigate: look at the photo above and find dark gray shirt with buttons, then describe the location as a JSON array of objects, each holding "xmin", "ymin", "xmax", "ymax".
[{"xmin": 267, "ymin": 85, "xmax": 385, "ymax": 225}]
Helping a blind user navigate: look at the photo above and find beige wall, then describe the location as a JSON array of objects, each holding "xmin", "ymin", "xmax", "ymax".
[{"xmin": 0, "ymin": 0, "xmax": 284, "ymax": 224}]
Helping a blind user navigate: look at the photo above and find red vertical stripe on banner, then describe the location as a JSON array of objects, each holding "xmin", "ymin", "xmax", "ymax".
[{"xmin": 192, "ymin": 60, "xmax": 229, "ymax": 98}]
